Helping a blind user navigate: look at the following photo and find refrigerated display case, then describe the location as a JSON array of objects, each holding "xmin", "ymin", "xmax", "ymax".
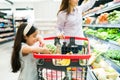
[{"xmin": 83, "ymin": 0, "xmax": 120, "ymax": 80}]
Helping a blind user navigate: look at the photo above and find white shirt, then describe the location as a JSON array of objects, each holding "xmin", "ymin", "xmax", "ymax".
[
  {"xmin": 18, "ymin": 43, "xmax": 38, "ymax": 80},
  {"xmin": 55, "ymin": 0, "xmax": 96, "ymax": 44}
]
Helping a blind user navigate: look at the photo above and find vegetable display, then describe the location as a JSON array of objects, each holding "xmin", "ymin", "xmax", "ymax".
[
  {"xmin": 108, "ymin": 10, "xmax": 120, "ymax": 24},
  {"xmin": 103, "ymin": 50, "xmax": 120, "ymax": 66}
]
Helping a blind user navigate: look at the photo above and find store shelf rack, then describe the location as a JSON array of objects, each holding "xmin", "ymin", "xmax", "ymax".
[
  {"xmin": 87, "ymin": 66, "xmax": 98, "ymax": 80},
  {"xmin": 83, "ymin": 0, "xmax": 120, "ymax": 79},
  {"xmin": 15, "ymin": 19, "xmax": 27, "ymax": 22},
  {"xmin": 0, "ymin": 12, "xmax": 7, "ymax": 17},
  {"xmin": 86, "ymin": 34, "xmax": 120, "ymax": 50},
  {"xmin": 83, "ymin": 24, "xmax": 120, "ymax": 28},
  {"xmin": 83, "ymin": 1, "xmax": 120, "ymax": 18},
  {"xmin": 85, "ymin": 34, "xmax": 120, "ymax": 73},
  {"xmin": 0, "ymin": 11, "xmax": 15, "ymax": 44},
  {"xmin": 102, "ymin": 56, "xmax": 120, "ymax": 74}
]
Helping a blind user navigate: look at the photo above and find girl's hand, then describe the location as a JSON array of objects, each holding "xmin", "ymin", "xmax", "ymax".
[
  {"xmin": 37, "ymin": 35, "xmax": 45, "ymax": 47},
  {"xmin": 41, "ymin": 48, "xmax": 51, "ymax": 54},
  {"xmin": 39, "ymin": 41, "xmax": 45, "ymax": 47}
]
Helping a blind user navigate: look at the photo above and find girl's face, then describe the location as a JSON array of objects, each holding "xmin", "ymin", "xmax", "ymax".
[
  {"xmin": 25, "ymin": 30, "xmax": 38, "ymax": 46},
  {"xmin": 69, "ymin": 0, "xmax": 79, "ymax": 7}
]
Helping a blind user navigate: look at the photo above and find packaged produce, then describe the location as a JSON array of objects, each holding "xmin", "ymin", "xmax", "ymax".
[
  {"xmin": 96, "ymin": 13, "xmax": 109, "ymax": 24},
  {"xmin": 46, "ymin": 44, "xmax": 56, "ymax": 54},
  {"xmin": 84, "ymin": 17, "xmax": 95, "ymax": 24},
  {"xmin": 108, "ymin": 10, "xmax": 120, "ymax": 24}
]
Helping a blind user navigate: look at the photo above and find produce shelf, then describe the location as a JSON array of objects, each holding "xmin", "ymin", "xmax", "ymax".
[
  {"xmin": 96, "ymin": 2, "xmax": 120, "ymax": 14},
  {"xmin": 83, "ymin": 0, "xmax": 120, "ymax": 78},
  {"xmin": 85, "ymin": 34, "xmax": 120, "ymax": 50},
  {"xmin": 87, "ymin": 66, "xmax": 98, "ymax": 80},
  {"xmin": 85, "ymin": 34, "xmax": 109, "ymax": 44},
  {"xmin": 83, "ymin": 2, "xmax": 120, "ymax": 18},
  {"xmin": 83, "ymin": 24, "xmax": 120, "ymax": 28},
  {"xmin": 83, "ymin": 13, "xmax": 95, "ymax": 18},
  {"xmin": 102, "ymin": 56, "xmax": 120, "ymax": 74},
  {"xmin": 85, "ymin": 34, "xmax": 120, "ymax": 74}
]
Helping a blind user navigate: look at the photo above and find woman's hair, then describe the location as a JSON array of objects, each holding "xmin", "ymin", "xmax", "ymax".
[
  {"xmin": 57, "ymin": 0, "xmax": 70, "ymax": 15},
  {"xmin": 11, "ymin": 23, "xmax": 37, "ymax": 72}
]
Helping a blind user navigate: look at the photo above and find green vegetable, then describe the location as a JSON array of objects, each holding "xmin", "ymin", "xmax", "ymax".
[
  {"xmin": 84, "ymin": 29, "xmax": 97, "ymax": 36},
  {"xmin": 46, "ymin": 44, "xmax": 56, "ymax": 54},
  {"xmin": 105, "ymin": 50, "xmax": 120, "ymax": 60},
  {"xmin": 95, "ymin": 32, "xmax": 108, "ymax": 40},
  {"xmin": 108, "ymin": 10, "xmax": 120, "ymax": 24},
  {"xmin": 97, "ymin": 28, "xmax": 106, "ymax": 32}
]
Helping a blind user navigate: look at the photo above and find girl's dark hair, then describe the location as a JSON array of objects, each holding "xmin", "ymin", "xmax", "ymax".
[
  {"xmin": 11, "ymin": 23, "xmax": 37, "ymax": 72},
  {"xmin": 57, "ymin": 0, "xmax": 70, "ymax": 15}
]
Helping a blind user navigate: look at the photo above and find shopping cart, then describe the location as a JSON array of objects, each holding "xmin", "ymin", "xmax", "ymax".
[{"xmin": 34, "ymin": 36, "xmax": 91, "ymax": 80}]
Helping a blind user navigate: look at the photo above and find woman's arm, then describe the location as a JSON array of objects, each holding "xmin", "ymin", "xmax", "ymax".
[
  {"xmin": 55, "ymin": 11, "xmax": 66, "ymax": 38},
  {"xmin": 79, "ymin": 0, "xmax": 97, "ymax": 12}
]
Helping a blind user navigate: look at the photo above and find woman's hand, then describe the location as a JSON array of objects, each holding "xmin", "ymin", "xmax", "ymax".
[{"xmin": 57, "ymin": 33, "xmax": 65, "ymax": 39}]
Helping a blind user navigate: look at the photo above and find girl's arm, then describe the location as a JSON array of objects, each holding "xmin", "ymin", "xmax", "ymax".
[
  {"xmin": 79, "ymin": 0, "xmax": 97, "ymax": 12},
  {"xmin": 22, "ymin": 45, "xmax": 50, "ymax": 55}
]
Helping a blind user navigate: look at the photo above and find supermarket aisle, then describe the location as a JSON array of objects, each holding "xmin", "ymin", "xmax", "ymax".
[{"xmin": 0, "ymin": 41, "xmax": 19, "ymax": 80}]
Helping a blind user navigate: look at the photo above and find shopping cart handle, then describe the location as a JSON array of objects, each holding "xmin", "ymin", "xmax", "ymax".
[
  {"xmin": 33, "ymin": 53, "xmax": 91, "ymax": 59},
  {"xmin": 33, "ymin": 36, "xmax": 91, "ymax": 59},
  {"xmin": 44, "ymin": 36, "xmax": 89, "ymax": 41}
]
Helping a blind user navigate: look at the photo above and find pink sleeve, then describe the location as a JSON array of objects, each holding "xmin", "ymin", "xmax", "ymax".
[{"xmin": 55, "ymin": 11, "xmax": 66, "ymax": 35}]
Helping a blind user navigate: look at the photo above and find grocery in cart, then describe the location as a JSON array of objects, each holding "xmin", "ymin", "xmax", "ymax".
[{"xmin": 33, "ymin": 36, "xmax": 91, "ymax": 80}]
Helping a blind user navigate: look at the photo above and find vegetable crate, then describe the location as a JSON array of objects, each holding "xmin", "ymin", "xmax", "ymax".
[{"xmin": 34, "ymin": 36, "xmax": 91, "ymax": 80}]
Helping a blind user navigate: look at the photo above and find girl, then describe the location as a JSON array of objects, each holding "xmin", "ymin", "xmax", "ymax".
[
  {"xmin": 11, "ymin": 23, "xmax": 50, "ymax": 80},
  {"xmin": 55, "ymin": 0, "xmax": 97, "ymax": 50}
]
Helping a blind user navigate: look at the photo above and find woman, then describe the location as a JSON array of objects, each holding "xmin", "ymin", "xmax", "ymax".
[{"xmin": 55, "ymin": 0, "xmax": 97, "ymax": 47}]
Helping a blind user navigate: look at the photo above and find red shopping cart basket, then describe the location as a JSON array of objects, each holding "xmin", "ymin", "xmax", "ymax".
[{"xmin": 34, "ymin": 36, "xmax": 91, "ymax": 80}]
